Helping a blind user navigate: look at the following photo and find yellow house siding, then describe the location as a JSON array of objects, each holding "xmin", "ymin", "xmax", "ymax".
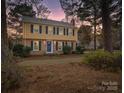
[{"xmin": 23, "ymin": 22, "xmax": 78, "ymax": 41}]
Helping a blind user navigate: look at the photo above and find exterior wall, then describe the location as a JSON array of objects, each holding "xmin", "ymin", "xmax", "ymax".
[
  {"xmin": 22, "ymin": 22, "xmax": 78, "ymax": 55},
  {"xmin": 23, "ymin": 22, "xmax": 78, "ymax": 41},
  {"xmin": 23, "ymin": 39, "xmax": 77, "ymax": 55}
]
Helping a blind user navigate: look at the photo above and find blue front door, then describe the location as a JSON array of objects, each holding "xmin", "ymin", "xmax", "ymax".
[{"xmin": 47, "ymin": 41, "xmax": 51, "ymax": 52}]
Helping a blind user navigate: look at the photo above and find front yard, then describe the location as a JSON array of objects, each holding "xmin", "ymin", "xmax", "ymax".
[{"xmin": 9, "ymin": 55, "xmax": 121, "ymax": 93}]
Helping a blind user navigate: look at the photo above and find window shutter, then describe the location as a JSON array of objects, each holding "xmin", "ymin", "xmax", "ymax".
[
  {"xmin": 31, "ymin": 24, "xmax": 33, "ymax": 33},
  {"xmin": 57, "ymin": 27, "xmax": 59, "ymax": 35},
  {"xmin": 73, "ymin": 29, "xmax": 75, "ymax": 36},
  {"xmin": 39, "ymin": 26, "xmax": 42, "ymax": 34},
  {"xmin": 39, "ymin": 41, "xmax": 41, "ymax": 50},
  {"xmin": 67, "ymin": 28, "xmax": 68, "ymax": 35},
  {"xmin": 62, "ymin": 42, "xmax": 64, "ymax": 48},
  {"xmin": 53, "ymin": 27, "xmax": 55, "ymax": 35},
  {"xmin": 56, "ymin": 41, "xmax": 58, "ymax": 51},
  {"xmin": 64, "ymin": 28, "xmax": 65, "ymax": 35},
  {"xmin": 31, "ymin": 40, "xmax": 33, "ymax": 50},
  {"xmin": 46, "ymin": 26, "xmax": 48, "ymax": 34}
]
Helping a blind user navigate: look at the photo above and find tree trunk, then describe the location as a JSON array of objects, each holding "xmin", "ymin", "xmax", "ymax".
[
  {"xmin": 1, "ymin": 0, "xmax": 11, "ymax": 63},
  {"xmin": 93, "ymin": 9, "xmax": 97, "ymax": 50},
  {"xmin": 101, "ymin": 0, "xmax": 113, "ymax": 52}
]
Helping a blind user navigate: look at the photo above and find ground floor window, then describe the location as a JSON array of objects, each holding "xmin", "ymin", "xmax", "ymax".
[
  {"xmin": 33, "ymin": 41, "xmax": 39, "ymax": 51},
  {"xmin": 58, "ymin": 41, "xmax": 62, "ymax": 51}
]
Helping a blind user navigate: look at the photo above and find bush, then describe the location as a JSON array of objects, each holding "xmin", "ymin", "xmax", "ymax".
[
  {"xmin": 2, "ymin": 62, "xmax": 22, "ymax": 93},
  {"xmin": 63, "ymin": 46, "xmax": 72, "ymax": 54},
  {"xmin": 84, "ymin": 50, "xmax": 122, "ymax": 71},
  {"xmin": 13, "ymin": 44, "xmax": 32, "ymax": 57},
  {"xmin": 112, "ymin": 51, "xmax": 122, "ymax": 69},
  {"xmin": 22, "ymin": 46, "xmax": 32, "ymax": 57},
  {"xmin": 76, "ymin": 46, "xmax": 84, "ymax": 54}
]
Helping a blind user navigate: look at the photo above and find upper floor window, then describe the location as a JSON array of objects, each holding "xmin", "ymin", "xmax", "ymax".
[
  {"xmin": 48, "ymin": 26, "xmax": 53, "ymax": 35},
  {"xmin": 31, "ymin": 24, "xmax": 33, "ymax": 33},
  {"xmin": 69, "ymin": 28, "xmax": 73, "ymax": 36},
  {"xmin": 46, "ymin": 26, "xmax": 48, "ymax": 34},
  {"xmin": 59, "ymin": 27, "xmax": 63, "ymax": 35}
]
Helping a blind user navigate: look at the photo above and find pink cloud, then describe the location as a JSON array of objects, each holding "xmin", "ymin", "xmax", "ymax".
[{"xmin": 48, "ymin": 8, "xmax": 65, "ymax": 21}]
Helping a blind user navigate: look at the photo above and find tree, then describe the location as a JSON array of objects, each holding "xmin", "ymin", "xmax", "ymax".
[
  {"xmin": 60, "ymin": 0, "xmax": 100, "ymax": 50},
  {"xmin": 100, "ymin": 0, "xmax": 113, "ymax": 52},
  {"xmin": 2, "ymin": 0, "xmax": 10, "ymax": 63},
  {"xmin": 7, "ymin": 0, "xmax": 51, "ymax": 18},
  {"xmin": 77, "ymin": 0, "xmax": 101, "ymax": 50},
  {"xmin": 7, "ymin": 0, "xmax": 51, "ymax": 42},
  {"xmin": 7, "ymin": 3, "xmax": 36, "ymax": 43},
  {"xmin": 60, "ymin": 0, "xmax": 121, "ymax": 52},
  {"xmin": 111, "ymin": 0, "xmax": 122, "ymax": 50},
  {"xmin": 78, "ymin": 25, "xmax": 92, "ymax": 47},
  {"xmin": 30, "ymin": 0, "xmax": 51, "ymax": 18}
]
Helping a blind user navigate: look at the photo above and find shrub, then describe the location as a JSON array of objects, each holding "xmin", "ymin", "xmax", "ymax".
[
  {"xmin": 112, "ymin": 51, "xmax": 122, "ymax": 69},
  {"xmin": 22, "ymin": 46, "xmax": 32, "ymax": 57},
  {"xmin": 13, "ymin": 44, "xmax": 32, "ymax": 57},
  {"xmin": 63, "ymin": 46, "xmax": 72, "ymax": 54},
  {"xmin": 84, "ymin": 50, "xmax": 122, "ymax": 71},
  {"xmin": 76, "ymin": 46, "xmax": 84, "ymax": 54},
  {"xmin": 13, "ymin": 44, "xmax": 24, "ymax": 57},
  {"xmin": 2, "ymin": 62, "xmax": 22, "ymax": 93}
]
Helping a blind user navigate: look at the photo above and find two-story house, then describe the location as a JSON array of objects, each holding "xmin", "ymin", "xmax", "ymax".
[{"xmin": 22, "ymin": 16, "xmax": 78, "ymax": 55}]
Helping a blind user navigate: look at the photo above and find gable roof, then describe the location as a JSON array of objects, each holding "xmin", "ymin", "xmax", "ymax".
[{"xmin": 22, "ymin": 16, "xmax": 74, "ymax": 28}]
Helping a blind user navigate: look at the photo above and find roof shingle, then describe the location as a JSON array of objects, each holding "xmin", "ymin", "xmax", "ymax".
[{"xmin": 22, "ymin": 16, "xmax": 74, "ymax": 28}]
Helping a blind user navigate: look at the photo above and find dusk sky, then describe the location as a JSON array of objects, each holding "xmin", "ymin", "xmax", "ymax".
[{"xmin": 43, "ymin": 0, "xmax": 65, "ymax": 21}]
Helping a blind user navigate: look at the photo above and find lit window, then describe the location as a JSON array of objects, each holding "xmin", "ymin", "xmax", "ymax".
[
  {"xmin": 48, "ymin": 26, "xmax": 53, "ymax": 35},
  {"xmin": 33, "ymin": 41, "xmax": 39, "ymax": 51},
  {"xmin": 69, "ymin": 28, "xmax": 72, "ymax": 36},
  {"xmin": 58, "ymin": 41, "xmax": 62, "ymax": 51},
  {"xmin": 59, "ymin": 28, "xmax": 63, "ymax": 35}
]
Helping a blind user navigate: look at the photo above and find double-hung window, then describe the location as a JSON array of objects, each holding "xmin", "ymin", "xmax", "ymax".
[
  {"xmin": 31, "ymin": 41, "xmax": 41, "ymax": 51},
  {"xmin": 59, "ymin": 27, "xmax": 63, "ymax": 35}
]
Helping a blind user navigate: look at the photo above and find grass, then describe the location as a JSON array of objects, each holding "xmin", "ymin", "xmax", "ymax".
[{"xmin": 8, "ymin": 54, "xmax": 121, "ymax": 93}]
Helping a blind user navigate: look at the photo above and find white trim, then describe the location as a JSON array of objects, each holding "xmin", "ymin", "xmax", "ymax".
[{"xmin": 46, "ymin": 41, "xmax": 53, "ymax": 53}]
